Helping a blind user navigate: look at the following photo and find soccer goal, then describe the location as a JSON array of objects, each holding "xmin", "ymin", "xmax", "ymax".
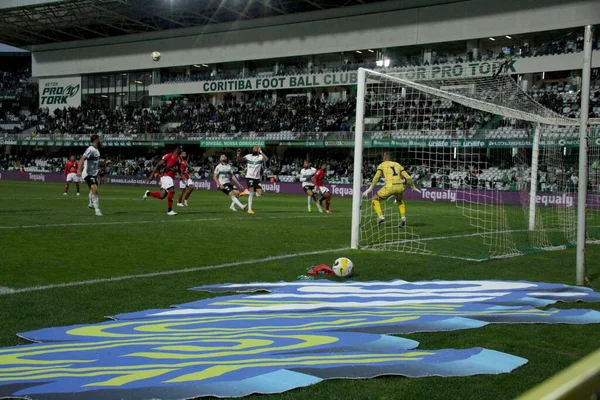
[{"xmin": 350, "ymin": 66, "xmax": 600, "ymax": 263}]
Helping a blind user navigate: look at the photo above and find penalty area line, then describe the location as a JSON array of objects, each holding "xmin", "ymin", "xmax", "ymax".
[
  {"xmin": 0, "ymin": 286, "xmax": 16, "ymax": 294},
  {"xmin": 1, "ymin": 248, "xmax": 350, "ymax": 296}
]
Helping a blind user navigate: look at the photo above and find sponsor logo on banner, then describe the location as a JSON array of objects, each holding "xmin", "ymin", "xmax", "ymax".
[
  {"xmin": 193, "ymin": 180, "xmax": 212, "ymax": 190},
  {"xmin": 536, "ymin": 194, "xmax": 575, "ymax": 207},
  {"xmin": 421, "ymin": 189, "xmax": 457, "ymax": 202},
  {"xmin": 261, "ymin": 182, "xmax": 281, "ymax": 193},
  {"xmin": 330, "ymin": 185, "xmax": 353, "ymax": 197},
  {"xmin": 28, "ymin": 174, "xmax": 45, "ymax": 182},
  {"xmin": 38, "ymin": 76, "xmax": 82, "ymax": 112}
]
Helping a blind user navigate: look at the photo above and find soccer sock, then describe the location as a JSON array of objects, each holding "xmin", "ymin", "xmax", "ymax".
[
  {"xmin": 399, "ymin": 200, "xmax": 406, "ymax": 218},
  {"xmin": 167, "ymin": 192, "xmax": 174, "ymax": 211},
  {"xmin": 91, "ymin": 194, "xmax": 100, "ymax": 212},
  {"xmin": 178, "ymin": 192, "xmax": 184, "ymax": 203},
  {"xmin": 149, "ymin": 192, "xmax": 162, "ymax": 199},
  {"xmin": 76, "ymin": 184, "xmax": 80, "ymax": 193},
  {"xmin": 64, "ymin": 184, "xmax": 69, "ymax": 193},
  {"xmin": 372, "ymin": 199, "xmax": 383, "ymax": 218},
  {"xmin": 248, "ymin": 192, "xmax": 254, "ymax": 210},
  {"xmin": 88, "ymin": 191, "xmax": 93, "ymax": 206},
  {"xmin": 325, "ymin": 195, "xmax": 331, "ymax": 211},
  {"xmin": 307, "ymin": 196, "xmax": 311, "ymax": 206},
  {"xmin": 185, "ymin": 190, "xmax": 192, "ymax": 200},
  {"xmin": 232, "ymin": 196, "xmax": 244, "ymax": 209}
]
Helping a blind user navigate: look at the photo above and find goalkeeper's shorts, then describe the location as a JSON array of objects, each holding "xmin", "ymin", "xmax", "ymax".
[{"xmin": 377, "ymin": 184, "xmax": 405, "ymax": 200}]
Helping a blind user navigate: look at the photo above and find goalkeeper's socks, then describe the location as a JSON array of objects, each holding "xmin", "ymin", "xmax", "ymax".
[{"xmin": 372, "ymin": 199, "xmax": 383, "ymax": 218}]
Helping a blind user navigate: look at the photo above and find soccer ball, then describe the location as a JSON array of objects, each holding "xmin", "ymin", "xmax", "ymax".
[
  {"xmin": 332, "ymin": 257, "xmax": 353, "ymax": 277},
  {"xmin": 151, "ymin": 51, "xmax": 161, "ymax": 61}
]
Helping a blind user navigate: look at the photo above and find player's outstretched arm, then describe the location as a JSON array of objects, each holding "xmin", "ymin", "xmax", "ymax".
[
  {"xmin": 148, "ymin": 159, "xmax": 164, "ymax": 183},
  {"xmin": 259, "ymin": 148, "xmax": 269, "ymax": 162},
  {"xmin": 212, "ymin": 173, "xmax": 223, "ymax": 189},
  {"xmin": 362, "ymin": 170, "xmax": 382, "ymax": 197},
  {"xmin": 401, "ymin": 170, "xmax": 421, "ymax": 193},
  {"xmin": 232, "ymin": 174, "xmax": 244, "ymax": 190}
]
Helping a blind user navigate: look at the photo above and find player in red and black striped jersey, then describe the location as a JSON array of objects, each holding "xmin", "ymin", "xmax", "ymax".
[
  {"xmin": 177, "ymin": 152, "xmax": 194, "ymax": 207},
  {"xmin": 63, "ymin": 155, "xmax": 81, "ymax": 196},
  {"xmin": 143, "ymin": 144, "xmax": 184, "ymax": 215}
]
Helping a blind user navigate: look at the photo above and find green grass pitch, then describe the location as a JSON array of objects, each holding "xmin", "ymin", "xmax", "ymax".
[{"xmin": 0, "ymin": 180, "xmax": 598, "ymax": 400}]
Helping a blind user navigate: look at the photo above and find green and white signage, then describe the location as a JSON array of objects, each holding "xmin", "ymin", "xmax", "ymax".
[
  {"xmin": 200, "ymin": 139, "xmax": 266, "ymax": 148},
  {"xmin": 150, "ymin": 61, "xmax": 518, "ymax": 96}
]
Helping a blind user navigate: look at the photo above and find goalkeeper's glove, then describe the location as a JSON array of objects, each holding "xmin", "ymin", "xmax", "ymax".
[{"xmin": 362, "ymin": 187, "xmax": 373, "ymax": 197}]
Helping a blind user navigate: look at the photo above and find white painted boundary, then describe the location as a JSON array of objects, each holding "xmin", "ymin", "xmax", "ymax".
[
  {"xmin": 0, "ymin": 287, "xmax": 15, "ymax": 294},
  {"xmin": 0, "ymin": 248, "xmax": 350, "ymax": 296},
  {"xmin": 0, "ymin": 214, "xmax": 345, "ymax": 230}
]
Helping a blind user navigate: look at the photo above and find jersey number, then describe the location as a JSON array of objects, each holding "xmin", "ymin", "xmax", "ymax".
[{"xmin": 390, "ymin": 166, "xmax": 399, "ymax": 176}]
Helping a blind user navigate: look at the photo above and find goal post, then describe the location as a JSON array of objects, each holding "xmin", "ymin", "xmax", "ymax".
[
  {"xmin": 351, "ymin": 67, "xmax": 366, "ymax": 250},
  {"xmin": 576, "ymin": 24, "xmax": 594, "ymax": 285},
  {"xmin": 349, "ymin": 65, "xmax": 599, "ymax": 263}
]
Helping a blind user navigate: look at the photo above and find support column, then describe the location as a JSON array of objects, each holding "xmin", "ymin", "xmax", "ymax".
[
  {"xmin": 423, "ymin": 48, "xmax": 432, "ymax": 65},
  {"xmin": 520, "ymin": 73, "xmax": 533, "ymax": 92}
]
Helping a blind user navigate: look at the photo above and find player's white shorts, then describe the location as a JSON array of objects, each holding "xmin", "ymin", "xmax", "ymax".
[
  {"xmin": 179, "ymin": 179, "xmax": 193, "ymax": 189},
  {"xmin": 66, "ymin": 173, "xmax": 81, "ymax": 183},
  {"xmin": 160, "ymin": 176, "xmax": 175, "ymax": 191},
  {"xmin": 316, "ymin": 186, "xmax": 330, "ymax": 195}
]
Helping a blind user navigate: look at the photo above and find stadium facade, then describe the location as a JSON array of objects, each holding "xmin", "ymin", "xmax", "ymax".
[{"xmin": 20, "ymin": 0, "xmax": 600, "ymax": 111}]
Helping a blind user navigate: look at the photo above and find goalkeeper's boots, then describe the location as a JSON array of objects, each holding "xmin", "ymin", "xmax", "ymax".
[
  {"xmin": 378, "ymin": 216, "xmax": 385, "ymax": 226},
  {"xmin": 399, "ymin": 217, "xmax": 407, "ymax": 228}
]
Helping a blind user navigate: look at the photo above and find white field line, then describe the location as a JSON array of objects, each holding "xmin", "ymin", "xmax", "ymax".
[
  {"xmin": 0, "ymin": 214, "xmax": 345, "ymax": 230},
  {"xmin": 1, "ymin": 248, "xmax": 350, "ymax": 296},
  {"xmin": 0, "ymin": 287, "xmax": 16, "ymax": 294}
]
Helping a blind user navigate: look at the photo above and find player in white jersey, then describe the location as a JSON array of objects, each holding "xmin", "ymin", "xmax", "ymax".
[
  {"xmin": 213, "ymin": 154, "xmax": 247, "ymax": 212},
  {"xmin": 236, "ymin": 145, "xmax": 268, "ymax": 214},
  {"xmin": 299, "ymin": 160, "xmax": 323, "ymax": 213},
  {"xmin": 76, "ymin": 134, "xmax": 102, "ymax": 216}
]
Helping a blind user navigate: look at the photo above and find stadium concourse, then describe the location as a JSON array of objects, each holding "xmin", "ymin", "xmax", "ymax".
[{"xmin": 1, "ymin": 0, "xmax": 600, "ymax": 399}]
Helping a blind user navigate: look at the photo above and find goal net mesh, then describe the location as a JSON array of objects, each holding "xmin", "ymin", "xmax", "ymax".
[{"xmin": 357, "ymin": 68, "xmax": 598, "ymax": 260}]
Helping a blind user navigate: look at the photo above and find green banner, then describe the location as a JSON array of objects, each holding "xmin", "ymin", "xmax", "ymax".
[
  {"xmin": 369, "ymin": 138, "xmax": 581, "ymax": 149},
  {"xmin": 278, "ymin": 140, "xmax": 324, "ymax": 147},
  {"xmin": 323, "ymin": 140, "xmax": 356, "ymax": 147},
  {"xmin": 0, "ymin": 94, "xmax": 17, "ymax": 100},
  {"xmin": 200, "ymin": 140, "xmax": 266, "ymax": 148}
]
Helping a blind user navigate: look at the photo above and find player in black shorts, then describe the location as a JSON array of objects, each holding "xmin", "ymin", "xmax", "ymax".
[{"xmin": 213, "ymin": 154, "xmax": 247, "ymax": 212}]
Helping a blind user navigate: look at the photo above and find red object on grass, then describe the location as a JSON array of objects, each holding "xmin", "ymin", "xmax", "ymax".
[{"xmin": 307, "ymin": 264, "xmax": 335, "ymax": 275}]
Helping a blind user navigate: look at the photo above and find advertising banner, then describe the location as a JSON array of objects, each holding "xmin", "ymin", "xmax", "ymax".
[
  {"xmin": 38, "ymin": 75, "xmax": 82, "ymax": 113},
  {"xmin": 149, "ymin": 61, "xmax": 517, "ymax": 96},
  {"xmin": 2, "ymin": 171, "xmax": 597, "ymax": 208}
]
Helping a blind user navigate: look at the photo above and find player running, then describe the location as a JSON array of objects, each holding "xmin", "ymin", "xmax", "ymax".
[
  {"xmin": 299, "ymin": 160, "xmax": 322, "ymax": 213},
  {"xmin": 313, "ymin": 163, "xmax": 332, "ymax": 213},
  {"xmin": 76, "ymin": 135, "xmax": 102, "ymax": 216},
  {"xmin": 236, "ymin": 145, "xmax": 268, "ymax": 214},
  {"xmin": 213, "ymin": 154, "xmax": 247, "ymax": 212},
  {"xmin": 143, "ymin": 144, "xmax": 184, "ymax": 216},
  {"xmin": 63, "ymin": 155, "xmax": 81, "ymax": 196},
  {"xmin": 177, "ymin": 151, "xmax": 194, "ymax": 207},
  {"xmin": 362, "ymin": 152, "xmax": 421, "ymax": 227}
]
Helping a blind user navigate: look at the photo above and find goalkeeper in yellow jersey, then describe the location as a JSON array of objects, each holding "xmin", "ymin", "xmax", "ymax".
[{"xmin": 362, "ymin": 153, "xmax": 421, "ymax": 227}]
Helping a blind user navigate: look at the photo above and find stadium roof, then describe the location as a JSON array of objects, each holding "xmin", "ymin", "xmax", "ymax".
[{"xmin": 0, "ymin": 0, "xmax": 461, "ymax": 48}]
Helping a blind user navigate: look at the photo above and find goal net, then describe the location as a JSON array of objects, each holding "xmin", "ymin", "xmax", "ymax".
[{"xmin": 351, "ymin": 67, "xmax": 598, "ymax": 261}]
